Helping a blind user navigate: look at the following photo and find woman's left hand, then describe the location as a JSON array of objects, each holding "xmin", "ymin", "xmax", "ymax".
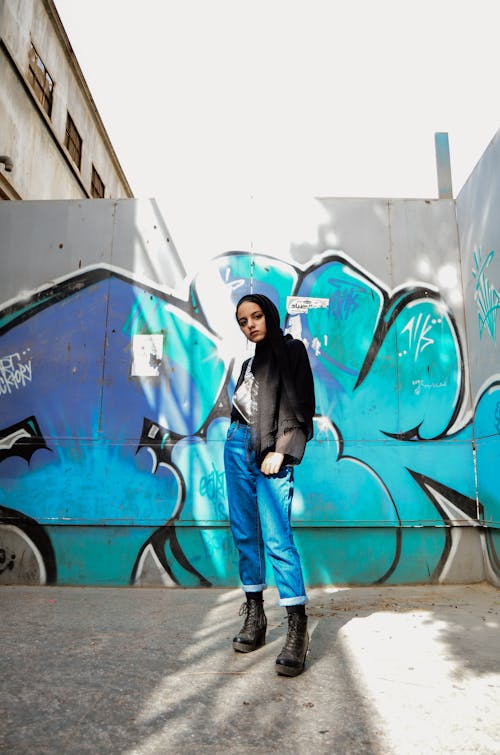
[{"xmin": 260, "ymin": 452, "xmax": 285, "ymax": 476}]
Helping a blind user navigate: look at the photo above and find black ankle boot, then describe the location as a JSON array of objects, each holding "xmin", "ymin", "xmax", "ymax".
[
  {"xmin": 275, "ymin": 613, "xmax": 309, "ymax": 676},
  {"xmin": 233, "ymin": 598, "xmax": 267, "ymax": 653}
]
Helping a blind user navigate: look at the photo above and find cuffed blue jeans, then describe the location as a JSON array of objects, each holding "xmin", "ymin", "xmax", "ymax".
[{"xmin": 224, "ymin": 421, "xmax": 307, "ymax": 606}]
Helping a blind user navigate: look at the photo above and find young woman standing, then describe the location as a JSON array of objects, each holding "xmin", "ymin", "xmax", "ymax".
[{"xmin": 224, "ymin": 293, "xmax": 315, "ymax": 676}]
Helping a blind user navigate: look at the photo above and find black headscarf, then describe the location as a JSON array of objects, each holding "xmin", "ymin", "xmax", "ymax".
[{"xmin": 235, "ymin": 293, "xmax": 313, "ymax": 460}]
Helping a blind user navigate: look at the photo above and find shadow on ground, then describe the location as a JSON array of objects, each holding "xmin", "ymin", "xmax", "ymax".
[{"xmin": 1, "ymin": 583, "xmax": 498, "ymax": 754}]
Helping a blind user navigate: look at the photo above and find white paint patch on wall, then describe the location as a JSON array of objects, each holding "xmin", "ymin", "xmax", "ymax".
[{"xmin": 130, "ymin": 334, "xmax": 164, "ymax": 377}]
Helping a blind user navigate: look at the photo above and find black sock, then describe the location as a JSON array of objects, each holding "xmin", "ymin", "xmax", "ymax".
[
  {"xmin": 286, "ymin": 604, "xmax": 306, "ymax": 616},
  {"xmin": 245, "ymin": 590, "xmax": 263, "ymax": 602}
]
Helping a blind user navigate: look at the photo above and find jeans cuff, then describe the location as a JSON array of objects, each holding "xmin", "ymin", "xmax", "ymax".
[
  {"xmin": 242, "ymin": 582, "xmax": 267, "ymax": 592},
  {"xmin": 279, "ymin": 595, "xmax": 308, "ymax": 607}
]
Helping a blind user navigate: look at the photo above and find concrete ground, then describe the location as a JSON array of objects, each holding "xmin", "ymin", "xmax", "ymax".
[{"xmin": 1, "ymin": 583, "xmax": 499, "ymax": 755}]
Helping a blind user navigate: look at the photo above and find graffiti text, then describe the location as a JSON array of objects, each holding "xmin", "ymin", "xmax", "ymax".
[
  {"xmin": 0, "ymin": 352, "xmax": 32, "ymax": 395},
  {"xmin": 400, "ymin": 314, "xmax": 438, "ymax": 360},
  {"xmin": 472, "ymin": 249, "xmax": 500, "ymax": 341},
  {"xmin": 199, "ymin": 463, "xmax": 226, "ymax": 506},
  {"xmin": 328, "ymin": 279, "xmax": 365, "ymax": 320}
]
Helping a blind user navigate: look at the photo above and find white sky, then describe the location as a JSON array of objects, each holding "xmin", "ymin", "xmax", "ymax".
[{"xmin": 55, "ymin": 0, "xmax": 500, "ymax": 267}]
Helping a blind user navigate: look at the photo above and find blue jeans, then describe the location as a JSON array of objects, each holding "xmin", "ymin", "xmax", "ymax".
[{"xmin": 224, "ymin": 421, "xmax": 307, "ymax": 606}]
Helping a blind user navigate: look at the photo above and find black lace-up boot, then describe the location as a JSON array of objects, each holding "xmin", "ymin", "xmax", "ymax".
[
  {"xmin": 232, "ymin": 597, "xmax": 267, "ymax": 652},
  {"xmin": 275, "ymin": 612, "xmax": 309, "ymax": 676}
]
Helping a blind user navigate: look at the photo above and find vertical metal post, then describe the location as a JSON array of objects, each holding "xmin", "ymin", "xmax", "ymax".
[{"xmin": 434, "ymin": 132, "xmax": 453, "ymax": 199}]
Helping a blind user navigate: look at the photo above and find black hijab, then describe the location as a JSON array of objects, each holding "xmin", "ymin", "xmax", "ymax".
[{"xmin": 236, "ymin": 294, "xmax": 313, "ymax": 459}]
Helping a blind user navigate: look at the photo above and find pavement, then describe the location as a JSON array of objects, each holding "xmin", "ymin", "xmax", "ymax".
[{"xmin": 1, "ymin": 582, "xmax": 499, "ymax": 754}]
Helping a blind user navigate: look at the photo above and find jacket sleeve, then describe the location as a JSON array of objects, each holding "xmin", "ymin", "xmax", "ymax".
[
  {"xmin": 275, "ymin": 339, "xmax": 315, "ymax": 464},
  {"xmin": 288, "ymin": 338, "xmax": 315, "ymax": 438},
  {"xmin": 275, "ymin": 427, "xmax": 308, "ymax": 464}
]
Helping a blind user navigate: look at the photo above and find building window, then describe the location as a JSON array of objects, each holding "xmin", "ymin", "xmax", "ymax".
[
  {"xmin": 64, "ymin": 113, "xmax": 82, "ymax": 169},
  {"xmin": 28, "ymin": 43, "xmax": 54, "ymax": 117},
  {"xmin": 91, "ymin": 165, "xmax": 105, "ymax": 198}
]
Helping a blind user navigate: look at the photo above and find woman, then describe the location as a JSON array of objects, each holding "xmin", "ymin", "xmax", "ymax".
[{"xmin": 224, "ymin": 293, "xmax": 315, "ymax": 676}]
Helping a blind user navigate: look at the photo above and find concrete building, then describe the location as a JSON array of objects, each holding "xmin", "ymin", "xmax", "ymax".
[{"xmin": 0, "ymin": 0, "xmax": 132, "ymax": 200}]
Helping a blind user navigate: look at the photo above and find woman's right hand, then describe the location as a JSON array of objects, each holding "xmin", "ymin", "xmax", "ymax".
[{"xmin": 260, "ymin": 452, "xmax": 284, "ymax": 476}]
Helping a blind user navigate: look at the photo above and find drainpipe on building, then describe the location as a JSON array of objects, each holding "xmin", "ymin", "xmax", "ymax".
[{"xmin": 434, "ymin": 133, "xmax": 453, "ymax": 199}]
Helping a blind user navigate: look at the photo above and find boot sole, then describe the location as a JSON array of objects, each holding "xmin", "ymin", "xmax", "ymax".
[
  {"xmin": 275, "ymin": 661, "xmax": 305, "ymax": 677},
  {"xmin": 233, "ymin": 634, "xmax": 266, "ymax": 653}
]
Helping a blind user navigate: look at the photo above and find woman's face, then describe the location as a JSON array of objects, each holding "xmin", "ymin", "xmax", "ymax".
[{"xmin": 236, "ymin": 301, "xmax": 267, "ymax": 343}]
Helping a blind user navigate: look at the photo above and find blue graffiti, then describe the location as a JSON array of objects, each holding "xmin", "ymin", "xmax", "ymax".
[
  {"xmin": 327, "ymin": 278, "xmax": 364, "ymax": 320},
  {"xmin": 0, "ymin": 253, "xmax": 498, "ymax": 586}
]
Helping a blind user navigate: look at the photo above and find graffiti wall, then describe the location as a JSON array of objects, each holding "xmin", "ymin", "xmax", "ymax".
[
  {"xmin": 0, "ymin": 194, "xmax": 498, "ymax": 587},
  {"xmin": 456, "ymin": 129, "xmax": 500, "ymax": 585}
]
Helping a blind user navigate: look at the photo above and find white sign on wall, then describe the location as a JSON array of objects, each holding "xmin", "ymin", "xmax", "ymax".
[{"xmin": 286, "ymin": 296, "xmax": 329, "ymax": 314}]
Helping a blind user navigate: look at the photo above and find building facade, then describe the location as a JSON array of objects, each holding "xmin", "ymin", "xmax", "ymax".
[{"xmin": 0, "ymin": 0, "xmax": 132, "ymax": 200}]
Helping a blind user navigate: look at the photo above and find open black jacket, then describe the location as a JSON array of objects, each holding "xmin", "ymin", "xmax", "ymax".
[{"xmin": 230, "ymin": 337, "xmax": 315, "ymax": 465}]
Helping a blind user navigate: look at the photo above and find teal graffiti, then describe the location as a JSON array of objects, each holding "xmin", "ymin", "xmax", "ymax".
[
  {"xmin": 472, "ymin": 249, "xmax": 500, "ymax": 340},
  {"xmin": 1, "ymin": 252, "xmax": 498, "ymax": 586}
]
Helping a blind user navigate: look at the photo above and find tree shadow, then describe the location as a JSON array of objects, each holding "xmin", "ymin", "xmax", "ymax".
[{"xmin": 4, "ymin": 583, "xmax": 498, "ymax": 754}]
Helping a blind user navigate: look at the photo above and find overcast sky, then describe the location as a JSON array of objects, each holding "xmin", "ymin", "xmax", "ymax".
[{"xmin": 55, "ymin": 0, "xmax": 500, "ymax": 266}]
